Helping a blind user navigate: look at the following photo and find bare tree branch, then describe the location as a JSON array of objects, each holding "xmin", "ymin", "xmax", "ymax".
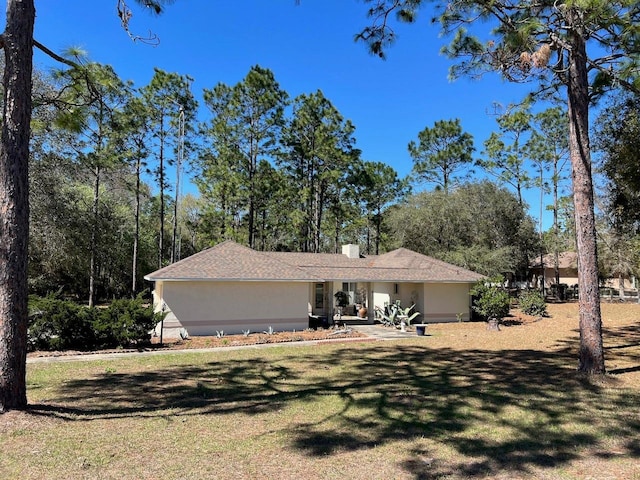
[{"xmin": 117, "ymin": 0, "xmax": 160, "ymax": 45}]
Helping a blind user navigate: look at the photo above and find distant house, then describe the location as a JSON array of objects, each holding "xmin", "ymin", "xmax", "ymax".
[
  {"xmin": 530, "ymin": 251, "xmax": 579, "ymax": 289},
  {"xmin": 144, "ymin": 241, "xmax": 484, "ymax": 336},
  {"xmin": 530, "ymin": 251, "xmax": 637, "ymax": 298}
]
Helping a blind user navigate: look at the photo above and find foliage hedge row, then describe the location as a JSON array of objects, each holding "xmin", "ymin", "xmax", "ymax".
[{"xmin": 28, "ymin": 295, "xmax": 163, "ymax": 352}]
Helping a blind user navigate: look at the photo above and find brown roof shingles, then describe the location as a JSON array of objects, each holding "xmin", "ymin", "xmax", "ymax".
[
  {"xmin": 530, "ymin": 251, "xmax": 578, "ymax": 270},
  {"xmin": 145, "ymin": 241, "xmax": 484, "ymax": 283},
  {"xmin": 145, "ymin": 240, "xmax": 323, "ymax": 282}
]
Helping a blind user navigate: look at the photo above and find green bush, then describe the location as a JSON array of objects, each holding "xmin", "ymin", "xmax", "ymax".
[
  {"xmin": 470, "ymin": 278, "xmax": 510, "ymax": 323},
  {"xmin": 28, "ymin": 295, "xmax": 97, "ymax": 351},
  {"xmin": 94, "ymin": 296, "xmax": 159, "ymax": 348},
  {"xmin": 519, "ymin": 290, "xmax": 547, "ymax": 317},
  {"xmin": 28, "ymin": 295, "xmax": 161, "ymax": 352}
]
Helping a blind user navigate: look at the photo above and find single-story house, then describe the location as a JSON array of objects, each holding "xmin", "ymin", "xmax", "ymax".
[
  {"xmin": 144, "ymin": 240, "xmax": 485, "ymax": 336},
  {"xmin": 530, "ymin": 251, "xmax": 579, "ymax": 289},
  {"xmin": 530, "ymin": 251, "xmax": 637, "ymax": 296}
]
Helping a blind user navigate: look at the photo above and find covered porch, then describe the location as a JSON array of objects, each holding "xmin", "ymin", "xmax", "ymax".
[{"xmin": 308, "ymin": 280, "xmax": 427, "ymax": 326}]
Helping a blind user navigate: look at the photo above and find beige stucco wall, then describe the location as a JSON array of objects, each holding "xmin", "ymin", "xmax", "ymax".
[
  {"xmin": 542, "ymin": 268, "xmax": 578, "ymax": 287},
  {"xmin": 603, "ymin": 276, "xmax": 636, "ymax": 290},
  {"xmin": 371, "ymin": 282, "xmax": 424, "ymax": 322},
  {"xmin": 153, "ymin": 279, "xmax": 476, "ymax": 333},
  {"xmin": 158, "ymin": 280, "xmax": 309, "ymax": 335},
  {"xmin": 423, "ymin": 283, "xmax": 472, "ymax": 322},
  {"xmin": 372, "ymin": 282, "xmax": 394, "ymax": 312},
  {"xmin": 397, "ymin": 283, "xmax": 423, "ymax": 314}
]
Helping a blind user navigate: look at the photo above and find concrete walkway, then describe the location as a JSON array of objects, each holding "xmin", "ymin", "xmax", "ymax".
[
  {"xmin": 351, "ymin": 324, "xmax": 418, "ymax": 340},
  {"xmin": 26, "ymin": 325, "xmax": 421, "ymax": 364}
]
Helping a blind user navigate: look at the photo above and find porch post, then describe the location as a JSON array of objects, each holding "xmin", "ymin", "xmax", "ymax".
[{"xmin": 367, "ymin": 282, "xmax": 373, "ymax": 323}]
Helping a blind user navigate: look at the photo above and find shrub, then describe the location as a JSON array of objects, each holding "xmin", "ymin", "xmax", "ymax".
[
  {"xmin": 94, "ymin": 296, "xmax": 160, "ymax": 348},
  {"xmin": 470, "ymin": 278, "xmax": 510, "ymax": 325},
  {"xmin": 28, "ymin": 294, "xmax": 161, "ymax": 352},
  {"xmin": 28, "ymin": 295, "xmax": 97, "ymax": 351},
  {"xmin": 519, "ymin": 290, "xmax": 547, "ymax": 317}
]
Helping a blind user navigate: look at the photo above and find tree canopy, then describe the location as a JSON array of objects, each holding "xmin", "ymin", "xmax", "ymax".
[
  {"xmin": 386, "ymin": 181, "xmax": 538, "ymax": 278},
  {"xmin": 594, "ymin": 92, "xmax": 640, "ymax": 235}
]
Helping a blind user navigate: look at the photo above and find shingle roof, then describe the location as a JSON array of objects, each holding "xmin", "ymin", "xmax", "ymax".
[
  {"xmin": 145, "ymin": 240, "xmax": 323, "ymax": 282},
  {"xmin": 266, "ymin": 247, "xmax": 484, "ymax": 282},
  {"xmin": 145, "ymin": 241, "xmax": 484, "ymax": 283},
  {"xmin": 530, "ymin": 251, "xmax": 578, "ymax": 270}
]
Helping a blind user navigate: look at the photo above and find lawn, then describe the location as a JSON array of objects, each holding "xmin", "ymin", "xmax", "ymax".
[{"xmin": 2, "ymin": 303, "xmax": 639, "ymax": 479}]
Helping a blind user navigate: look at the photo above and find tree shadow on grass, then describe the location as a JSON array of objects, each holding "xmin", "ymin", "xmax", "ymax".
[
  {"xmin": 555, "ymin": 322, "xmax": 640, "ymax": 373},
  {"xmin": 27, "ymin": 340, "xmax": 640, "ymax": 479}
]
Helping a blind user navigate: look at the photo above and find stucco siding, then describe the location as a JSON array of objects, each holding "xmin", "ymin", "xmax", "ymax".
[
  {"xmin": 423, "ymin": 283, "xmax": 472, "ymax": 322},
  {"xmin": 371, "ymin": 282, "xmax": 424, "ymax": 322},
  {"xmin": 372, "ymin": 282, "xmax": 393, "ymax": 311},
  {"xmin": 397, "ymin": 283, "xmax": 423, "ymax": 314},
  {"xmin": 542, "ymin": 268, "xmax": 578, "ymax": 287},
  {"xmin": 161, "ymin": 281, "xmax": 309, "ymax": 335}
]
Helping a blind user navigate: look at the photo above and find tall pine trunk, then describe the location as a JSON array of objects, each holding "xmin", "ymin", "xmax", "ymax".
[
  {"xmin": 553, "ymin": 163, "xmax": 560, "ymax": 285},
  {"xmin": 170, "ymin": 109, "xmax": 183, "ymax": 263},
  {"xmin": 567, "ymin": 17, "xmax": 605, "ymax": 374},
  {"xmin": 132, "ymin": 155, "xmax": 141, "ymax": 296},
  {"xmin": 375, "ymin": 206, "xmax": 382, "ymax": 255},
  {"xmin": 0, "ymin": 0, "xmax": 35, "ymax": 412},
  {"xmin": 247, "ymin": 145, "xmax": 257, "ymax": 249},
  {"xmin": 158, "ymin": 119, "xmax": 165, "ymax": 268},
  {"xmin": 170, "ymin": 161, "xmax": 179, "ymax": 262},
  {"xmin": 88, "ymin": 164, "xmax": 100, "ymax": 307}
]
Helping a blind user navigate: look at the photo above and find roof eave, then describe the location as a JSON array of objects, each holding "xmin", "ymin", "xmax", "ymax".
[{"xmin": 144, "ymin": 276, "xmax": 323, "ymax": 283}]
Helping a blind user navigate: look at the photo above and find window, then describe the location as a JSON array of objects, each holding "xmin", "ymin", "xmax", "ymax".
[
  {"xmin": 394, "ymin": 283, "xmax": 399, "ymax": 295},
  {"xmin": 314, "ymin": 283, "xmax": 324, "ymax": 309}
]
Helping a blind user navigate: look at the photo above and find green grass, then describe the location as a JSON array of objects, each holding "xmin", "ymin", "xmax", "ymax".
[{"xmin": 3, "ymin": 316, "xmax": 640, "ymax": 479}]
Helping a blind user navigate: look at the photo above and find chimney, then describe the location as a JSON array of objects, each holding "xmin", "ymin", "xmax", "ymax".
[{"xmin": 342, "ymin": 244, "xmax": 360, "ymax": 259}]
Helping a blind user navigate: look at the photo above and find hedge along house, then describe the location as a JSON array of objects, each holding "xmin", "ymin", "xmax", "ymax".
[{"xmin": 144, "ymin": 240, "xmax": 485, "ymax": 336}]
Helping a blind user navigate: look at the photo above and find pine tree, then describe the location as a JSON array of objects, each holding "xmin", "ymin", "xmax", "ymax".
[
  {"xmin": 0, "ymin": 0, "xmax": 175, "ymax": 412},
  {"xmin": 409, "ymin": 118, "xmax": 474, "ymax": 194},
  {"xmin": 356, "ymin": 0, "xmax": 640, "ymax": 375}
]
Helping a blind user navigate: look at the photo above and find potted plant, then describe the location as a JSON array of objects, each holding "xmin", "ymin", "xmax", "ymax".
[
  {"xmin": 334, "ymin": 291, "xmax": 349, "ymax": 320},
  {"xmin": 414, "ymin": 323, "xmax": 428, "ymax": 336},
  {"xmin": 355, "ymin": 286, "xmax": 368, "ymax": 318}
]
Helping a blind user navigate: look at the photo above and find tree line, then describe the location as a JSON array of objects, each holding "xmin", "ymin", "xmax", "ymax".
[
  {"xmin": 27, "ymin": 61, "xmax": 413, "ymax": 304},
  {"xmin": 27, "ymin": 54, "xmax": 638, "ymax": 306}
]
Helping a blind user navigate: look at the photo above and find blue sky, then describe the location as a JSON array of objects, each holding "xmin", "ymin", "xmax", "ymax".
[{"xmin": 27, "ymin": 0, "xmax": 557, "ymax": 227}]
